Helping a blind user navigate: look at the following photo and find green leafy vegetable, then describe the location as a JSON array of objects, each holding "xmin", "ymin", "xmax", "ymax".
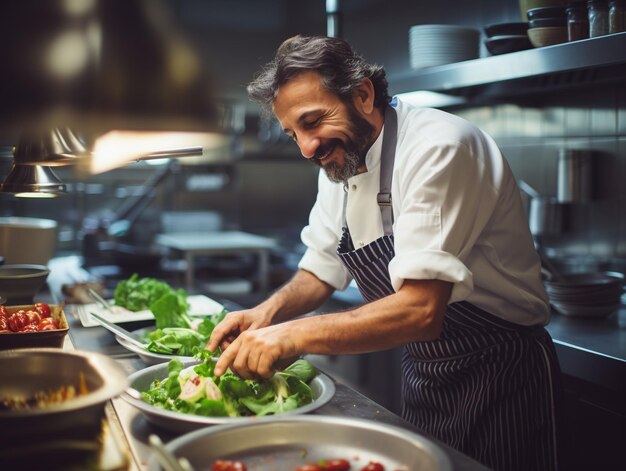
[
  {"xmin": 113, "ymin": 273, "xmax": 189, "ymax": 313},
  {"xmin": 140, "ymin": 352, "xmax": 317, "ymax": 418}
]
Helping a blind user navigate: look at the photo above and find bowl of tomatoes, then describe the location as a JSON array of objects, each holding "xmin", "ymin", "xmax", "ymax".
[{"xmin": 0, "ymin": 303, "xmax": 69, "ymax": 349}]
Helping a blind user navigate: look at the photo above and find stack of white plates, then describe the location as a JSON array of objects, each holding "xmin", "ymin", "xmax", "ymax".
[
  {"xmin": 409, "ymin": 24, "xmax": 481, "ymax": 70},
  {"xmin": 544, "ymin": 272, "xmax": 624, "ymax": 318}
]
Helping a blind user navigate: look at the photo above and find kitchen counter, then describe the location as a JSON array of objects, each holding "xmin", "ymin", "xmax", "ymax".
[{"xmin": 61, "ymin": 314, "xmax": 488, "ymax": 471}]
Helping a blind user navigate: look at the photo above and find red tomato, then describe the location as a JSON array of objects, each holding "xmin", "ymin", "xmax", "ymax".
[
  {"xmin": 360, "ymin": 462, "xmax": 385, "ymax": 471},
  {"xmin": 20, "ymin": 324, "xmax": 39, "ymax": 332},
  {"xmin": 26, "ymin": 310, "xmax": 41, "ymax": 326},
  {"xmin": 324, "ymin": 459, "xmax": 351, "ymax": 471},
  {"xmin": 34, "ymin": 303, "xmax": 51, "ymax": 318},
  {"xmin": 211, "ymin": 460, "xmax": 247, "ymax": 471},
  {"xmin": 38, "ymin": 318, "xmax": 58, "ymax": 331},
  {"xmin": 8, "ymin": 311, "xmax": 30, "ymax": 332},
  {"xmin": 296, "ymin": 466, "xmax": 325, "ymax": 471}
]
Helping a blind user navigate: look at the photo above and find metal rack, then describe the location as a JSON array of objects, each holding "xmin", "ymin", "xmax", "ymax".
[{"xmin": 392, "ymin": 32, "xmax": 626, "ymax": 106}]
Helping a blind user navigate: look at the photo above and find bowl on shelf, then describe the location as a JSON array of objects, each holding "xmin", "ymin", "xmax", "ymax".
[
  {"xmin": 484, "ymin": 22, "xmax": 529, "ymax": 37},
  {"xmin": 485, "ymin": 35, "xmax": 534, "ymax": 55},
  {"xmin": 528, "ymin": 17, "xmax": 567, "ymax": 28},
  {"xmin": 0, "ymin": 264, "xmax": 50, "ymax": 305},
  {"xmin": 527, "ymin": 6, "xmax": 567, "ymax": 21},
  {"xmin": 0, "ymin": 217, "xmax": 57, "ymax": 265},
  {"xmin": 519, "ymin": 0, "xmax": 568, "ymax": 20},
  {"xmin": 528, "ymin": 25, "xmax": 568, "ymax": 47}
]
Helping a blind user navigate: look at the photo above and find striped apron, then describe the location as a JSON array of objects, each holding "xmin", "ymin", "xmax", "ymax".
[{"xmin": 336, "ymin": 107, "xmax": 562, "ymax": 471}]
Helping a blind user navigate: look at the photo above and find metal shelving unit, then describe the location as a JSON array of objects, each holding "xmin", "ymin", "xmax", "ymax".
[{"xmin": 392, "ymin": 32, "xmax": 626, "ymax": 106}]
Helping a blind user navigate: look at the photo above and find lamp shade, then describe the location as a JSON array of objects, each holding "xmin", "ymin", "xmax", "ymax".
[
  {"xmin": 1, "ymin": 0, "xmax": 219, "ymax": 136},
  {"xmin": 0, "ymin": 165, "xmax": 66, "ymax": 197}
]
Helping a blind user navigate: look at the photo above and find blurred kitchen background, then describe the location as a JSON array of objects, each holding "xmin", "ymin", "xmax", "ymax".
[{"xmin": 1, "ymin": 1, "xmax": 625, "ymax": 467}]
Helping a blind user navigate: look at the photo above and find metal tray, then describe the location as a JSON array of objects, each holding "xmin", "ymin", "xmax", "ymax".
[
  {"xmin": 146, "ymin": 415, "xmax": 452, "ymax": 471},
  {"xmin": 122, "ymin": 359, "xmax": 336, "ymax": 433}
]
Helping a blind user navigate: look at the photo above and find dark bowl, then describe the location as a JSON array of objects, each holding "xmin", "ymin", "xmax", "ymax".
[
  {"xmin": 484, "ymin": 22, "xmax": 529, "ymax": 37},
  {"xmin": 0, "ymin": 264, "xmax": 49, "ymax": 305},
  {"xmin": 529, "ymin": 17, "xmax": 567, "ymax": 28},
  {"xmin": 527, "ymin": 6, "xmax": 566, "ymax": 20},
  {"xmin": 485, "ymin": 35, "xmax": 534, "ymax": 55}
]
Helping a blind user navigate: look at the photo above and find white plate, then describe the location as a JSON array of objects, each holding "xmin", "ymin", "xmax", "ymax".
[
  {"xmin": 77, "ymin": 294, "xmax": 224, "ymax": 327},
  {"xmin": 122, "ymin": 359, "xmax": 336, "ymax": 433},
  {"xmin": 115, "ymin": 326, "xmax": 197, "ymax": 365}
]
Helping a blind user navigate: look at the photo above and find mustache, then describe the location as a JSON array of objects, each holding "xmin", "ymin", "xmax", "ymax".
[{"xmin": 312, "ymin": 140, "xmax": 340, "ymax": 160}]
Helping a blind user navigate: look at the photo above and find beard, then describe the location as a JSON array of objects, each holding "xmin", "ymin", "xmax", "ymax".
[{"xmin": 311, "ymin": 104, "xmax": 376, "ymax": 184}]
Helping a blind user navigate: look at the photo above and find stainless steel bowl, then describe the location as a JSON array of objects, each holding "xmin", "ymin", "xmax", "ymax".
[
  {"xmin": 123, "ymin": 359, "xmax": 336, "ymax": 433},
  {"xmin": 0, "ymin": 348, "xmax": 128, "ymax": 444},
  {"xmin": 146, "ymin": 415, "xmax": 453, "ymax": 471}
]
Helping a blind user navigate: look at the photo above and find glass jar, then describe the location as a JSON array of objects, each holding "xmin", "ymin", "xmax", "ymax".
[
  {"xmin": 588, "ymin": 0, "xmax": 610, "ymax": 36},
  {"xmin": 567, "ymin": 1, "xmax": 590, "ymax": 40},
  {"xmin": 609, "ymin": 0, "xmax": 626, "ymax": 33}
]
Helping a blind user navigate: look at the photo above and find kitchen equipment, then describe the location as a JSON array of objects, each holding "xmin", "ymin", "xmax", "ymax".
[
  {"xmin": 149, "ymin": 434, "xmax": 195, "ymax": 471},
  {"xmin": 557, "ymin": 148, "xmax": 593, "ymax": 203},
  {"xmin": 408, "ymin": 24, "xmax": 480, "ymax": 70},
  {"xmin": 0, "ymin": 264, "xmax": 50, "ymax": 304},
  {"xmin": 122, "ymin": 359, "xmax": 336, "ymax": 433},
  {"xmin": 89, "ymin": 312, "xmax": 149, "ymax": 350},
  {"xmin": 485, "ymin": 35, "xmax": 534, "ymax": 55},
  {"xmin": 485, "ymin": 22, "xmax": 530, "ymax": 37},
  {"xmin": 114, "ymin": 326, "xmax": 196, "ymax": 365},
  {"xmin": 0, "ymin": 348, "xmax": 128, "ymax": 442},
  {"xmin": 145, "ymin": 415, "xmax": 453, "ymax": 471},
  {"xmin": 528, "ymin": 25, "xmax": 568, "ymax": 46},
  {"xmin": 0, "ymin": 217, "xmax": 58, "ymax": 265},
  {"xmin": 0, "ymin": 304, "xmax": 69, "ymax": 350},
  {"xmin": 544, "ymin": 271, "xmax": 624, "ymax": 317},
  {"xmin": 519, "ymin": 180, "xmax": 567, "ymax": 237}
]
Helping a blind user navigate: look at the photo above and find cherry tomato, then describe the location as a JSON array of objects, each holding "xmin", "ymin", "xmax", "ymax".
[
  {"xmin": 360, "ymin": 462, "xmax": 385, "ymax": 471},
  {"xmin": 25, "ymin": 310, "xmax": 41, "ymax": 326},
  {"xmin": 296, "ymin": 466, "xmax": 325, "ymax": 471},
  {"xmin": 20, "ymin": 324, "xmax": 39, "ymax": 332},
  {"xmin": 211, "ymin": 460, "xmax": 247, "ymax": 471},
  {"xmin": 8, "ymin": 311, "xmax": 30, "ymax": 332},
  {"xmin": 324, "ymin": 459, "xmax": 351, "ymax": 471},
  {"xmin": 38, "ymin": 318, "xmax": 58, "ymax": 331},
  {"xmin": 34, "ymin": 303, "xmax": 51, "ymax": 318}
]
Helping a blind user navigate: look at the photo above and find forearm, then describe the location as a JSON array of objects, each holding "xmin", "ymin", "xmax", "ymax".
[
  {"xmin": 257, "ymin": 269, "xmax": 335, "ymax": 324},
  {"xmin": 286, "ymin": 279, "xmax": 452, "ymax": 355}
]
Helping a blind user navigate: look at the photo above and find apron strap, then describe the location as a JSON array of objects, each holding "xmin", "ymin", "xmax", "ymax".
[
  {"xmin": 378, "ymin": 105, "xmax": 397, "ymax": 236},
  {"xmin": 342, "ymin": 105, "xmax": 398, "ymax": 235}
]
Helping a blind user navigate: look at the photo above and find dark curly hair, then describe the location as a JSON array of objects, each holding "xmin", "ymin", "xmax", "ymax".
[{"xmin": 247, "ymin": 35, "xmax": 391, "ymax": 116}]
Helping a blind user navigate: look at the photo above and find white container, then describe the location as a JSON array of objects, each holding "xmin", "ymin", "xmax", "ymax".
[{"xmin": 0, "ymin": 217, "xmax": 58, "ymax": 265}]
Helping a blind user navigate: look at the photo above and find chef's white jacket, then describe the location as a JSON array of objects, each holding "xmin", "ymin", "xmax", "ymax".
[{"xmin": 298, "ymin": 97, "xmax": 549, "ymax": 326}]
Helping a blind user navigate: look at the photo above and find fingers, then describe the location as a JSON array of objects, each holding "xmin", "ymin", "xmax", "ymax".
[{"xmin": 206, "ymin": 315, "xmax": 240, "ymax": 352}]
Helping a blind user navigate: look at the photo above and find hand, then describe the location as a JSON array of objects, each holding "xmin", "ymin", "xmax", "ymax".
[
  {"xmin": 205, "ymin": 308, "xmax": 272, "ymax": 356},
  {"xmin": 213, "ymin": 323, "xmax": 299, "ymax": 379}
]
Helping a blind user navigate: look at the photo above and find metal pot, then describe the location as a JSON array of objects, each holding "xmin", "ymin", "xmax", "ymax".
[{"xmin": 519, "ymin": 180, "xmax": 568, "ymax": 237}]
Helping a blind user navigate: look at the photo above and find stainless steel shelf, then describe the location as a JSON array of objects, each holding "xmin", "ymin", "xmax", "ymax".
[{"xmin": 392, "ymin": 32, "xmax": 626, "ymax": 105}]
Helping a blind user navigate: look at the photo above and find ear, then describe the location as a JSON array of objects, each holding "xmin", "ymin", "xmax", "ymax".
[{"xmin": 352, "ymin": 78, "xmax": 376, "ymax": 115}]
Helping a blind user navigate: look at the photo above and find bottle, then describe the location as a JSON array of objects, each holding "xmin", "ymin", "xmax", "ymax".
[
  {"xmin": 567, "ymin": 1, "xmax": 590, "ymax": 40},
  {"xmin": 588, "ymin": 0, "xmax": 610, "ymax": 37},
  {"xmin": 609, "ymin": 0, "xmax": 626, "ymax": 33}
]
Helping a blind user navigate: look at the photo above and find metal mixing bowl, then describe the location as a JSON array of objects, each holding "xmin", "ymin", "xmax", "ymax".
[{"xmin": 0, "ymin": 348, "xmax": 128, "ymax": 445}]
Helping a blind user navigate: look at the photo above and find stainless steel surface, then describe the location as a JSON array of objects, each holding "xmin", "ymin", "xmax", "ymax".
[
  {"xmin": 392, "ymin": 32, "xmax": 626, "ymax": 99},
  {"xmin": 90, "ymin": 312, "xmax": 148, "ymax": 349},
  {"xmin": 145, "ymin": 415, "xmax": 452, "ymax": 471},
  {"xmin": 0, "ymin": 348, "xmax": 128, "ymax": 441},
  {"xmin": 122, "ymin": 359, "xmax": 336, "ymax": 433},
  {"xmin": 149, "ymin": 434, "xmax": 194, "ymax": 471},
  {"xmin": 557, "ymin": 148, "xmax": 593, "ymax": 203}
]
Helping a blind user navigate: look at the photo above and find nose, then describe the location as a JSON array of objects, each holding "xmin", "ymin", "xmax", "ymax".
[{"xmin": 297, "ymin": 133, "xmax": 320, "ymax": 159}]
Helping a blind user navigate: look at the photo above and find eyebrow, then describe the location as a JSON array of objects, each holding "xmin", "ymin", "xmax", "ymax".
[{"xmin": 282, "ymin": 109, "xmax": 323, "ymax": 135}]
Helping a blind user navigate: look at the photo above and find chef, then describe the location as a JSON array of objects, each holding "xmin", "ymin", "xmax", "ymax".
[{"xmin": 208, "ymin": 35, "xmax": 563, "ymax": 471}]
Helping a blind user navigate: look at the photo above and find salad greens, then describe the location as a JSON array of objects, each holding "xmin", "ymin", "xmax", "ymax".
[
  {"xmin": 113, "ymin": 273, "xmax": 188, "ymax": 313},
  {"xmin": 141, "ymin": 351, "xmax": 317, "ymax": 417}
]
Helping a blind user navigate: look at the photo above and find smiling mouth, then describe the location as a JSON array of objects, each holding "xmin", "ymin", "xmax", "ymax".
[{"xmin": 313, "ymin": 143, "xmax": 337, "ymax": 163}]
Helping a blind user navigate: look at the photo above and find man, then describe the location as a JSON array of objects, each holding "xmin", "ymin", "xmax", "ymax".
[{"xmin": 207, "ymin": 35, "xmax": 563, "ymax": 471}]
